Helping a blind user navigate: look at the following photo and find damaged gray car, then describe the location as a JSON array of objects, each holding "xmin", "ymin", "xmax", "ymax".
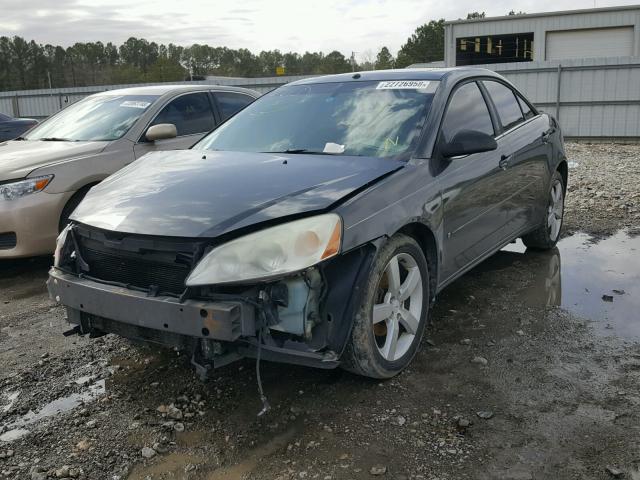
[{"xmin": 48, "ymin": 69, "xmax": 567, "ymax": 390}]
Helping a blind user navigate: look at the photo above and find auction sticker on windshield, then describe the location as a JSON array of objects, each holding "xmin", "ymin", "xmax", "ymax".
[
  {"xmin": 376, "ymin": 81, "xmax": 431, "ymax": 90},
  {"xmin": 120, "ymin": 100, "xmax": 151, "ymax": 109}
]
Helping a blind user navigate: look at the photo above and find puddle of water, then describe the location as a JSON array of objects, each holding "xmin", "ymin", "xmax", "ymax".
[
  {"xmin": 206, "ymin": 427, "xmax": 297, "ymax": 480},
  {"xmin": 1, "ymin": 391, "xmax": 20, "ymax": 413},
  {"xmin": 74, "ymin": 375, "xmax": 95, "ymax": 385},
  {"xmin": 0, "ymin": 428, "xmax": 29, "ymax": 442},
  {"xmin": 127, "ymin": 452, "xmax": 207, "ymax": 480},
  {"xmin": 501, "ymin": 230, "xmax": 640, "ymax": 337},
  {"xmin": 0, "ymin": 380, "xmax": 105, "ymax": 442},
  {"xmin": 126, "ymin": 427, "xmax": 298, "ymax": 480}
]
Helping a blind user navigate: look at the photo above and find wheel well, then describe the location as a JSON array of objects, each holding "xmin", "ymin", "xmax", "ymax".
[
  {"xmin": 59, "ymin": 182, "xmax": 100, "ymax": 231},
  {"xmin": 397, "ymin": 222, "xmax": 438, "ymax": 302},
  {"xmin": 557, "ymin": 160, "xmax": 568, "ymax": 191},
  {"xmin": 65, "ymin": 182, "xmax": 99, "ymax": 210}
]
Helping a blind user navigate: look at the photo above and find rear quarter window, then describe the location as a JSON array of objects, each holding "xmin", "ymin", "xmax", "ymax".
[
  {"xmin": 516, "ymin": 94, "xmax": 536, "ymax": 120},
  {"xmin": 483, "ymin": 81, "xmax": 525, "ymax": 131}
]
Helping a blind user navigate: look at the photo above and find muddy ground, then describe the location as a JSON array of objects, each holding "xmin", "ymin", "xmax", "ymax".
[{"xmin": 1, "ymin": 142, "xmax": 639, "ymax": 480}]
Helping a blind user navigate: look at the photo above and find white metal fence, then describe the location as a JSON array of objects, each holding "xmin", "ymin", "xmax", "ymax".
[
  {"xmin": 1, "ymin": 58, "xmax": 639, "ymax": 139},
  {"xmin": 483, "ymin": 56, "xmax": 640, "ymax": 139}
]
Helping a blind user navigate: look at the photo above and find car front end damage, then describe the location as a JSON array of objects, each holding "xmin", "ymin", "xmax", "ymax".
[{"xmin": 47, "ymin": 221, "xmax": 377, "ymax": 379}]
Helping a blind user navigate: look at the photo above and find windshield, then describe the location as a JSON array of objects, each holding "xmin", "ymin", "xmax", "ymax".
[
  {"xmin": 25, "ymin": 94, "xmax": 159, "ymax": 142},
  {"xmin": 195, "ymin": 80, "xmax": 439, "ymax": 159}
]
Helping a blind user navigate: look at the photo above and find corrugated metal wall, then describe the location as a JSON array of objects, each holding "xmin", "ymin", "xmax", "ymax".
[{"xmin": 1, "ymin": 60, "xmax": 639, "ymax": 138}]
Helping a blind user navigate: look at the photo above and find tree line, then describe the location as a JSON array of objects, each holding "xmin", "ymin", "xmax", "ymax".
[{"xmin": 0, "ymin": 18, "xmax": 454, "ymax": 92}]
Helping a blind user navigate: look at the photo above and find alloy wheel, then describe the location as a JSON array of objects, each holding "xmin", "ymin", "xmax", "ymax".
[
  {"xmin": 372, "ymin": 252, "xmax": 423, "ymax": 361},
  {"xmin": 547, "ymin": 179, "xmax": 564, "ymax": 241}
]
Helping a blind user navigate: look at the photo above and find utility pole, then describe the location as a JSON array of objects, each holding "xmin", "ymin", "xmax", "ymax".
[
  {"xmin": 351, "ymin": 51, "xmax": 356, "ymax": 72},
  {"xmin": 47, "ymin": 71, "xmax": 52, "ymax": 90}
]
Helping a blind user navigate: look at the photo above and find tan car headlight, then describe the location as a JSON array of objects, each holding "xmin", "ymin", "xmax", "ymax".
[
  {"xmin": 186, "ymin": 214, "xmax": 342, "ymax": 286},
  {"xmin": 0, "ymin": 175, "xmax": 53, "ymax": 201}
]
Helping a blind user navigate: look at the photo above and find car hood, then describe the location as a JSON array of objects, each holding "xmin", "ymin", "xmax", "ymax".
[
  {"xmin": 72, "ymin": 150, "xmax": 402, "ymax": 238},
  {"xmin": 0, "ymin": 140, "xmax": 109, "ymax": 180}
]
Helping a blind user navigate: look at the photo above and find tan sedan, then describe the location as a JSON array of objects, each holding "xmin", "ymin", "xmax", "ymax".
[{"xmin": 0, "ymin": 84, "xmax": 258, "ymax": 258}]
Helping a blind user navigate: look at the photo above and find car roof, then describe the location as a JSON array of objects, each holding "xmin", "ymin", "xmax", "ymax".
[
  {"xmin": 93, "ymin": 84, "xmax": 258, "ymax": 97},
  {"xmin": 287, "ymin": 67, "xmax": 501, "ymax": 86}
]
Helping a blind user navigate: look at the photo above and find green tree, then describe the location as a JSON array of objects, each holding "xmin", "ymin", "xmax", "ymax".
[
  {"xmin": 258, "ymin": 50, "xmax": 284, "ymax": 75},
  {"xmin": 300, "ymin": 52, "xmax": 324, "ymax": 74},
  {"xmin": 375, "ymin": 46, "xmax": 395, "ymax": 69},
  {"xmin": 119, "ymin": 37, "xmax": 158, "ymax": 73},
  {"xmin": 280, "ymin": 52, "xmax": 301, "ymax": 74},
  {"xmin": 320, "ymin": 51, "xmax": 352, "ymax": 74},
  {"xmin": 0, "ymin": 34, "xmax": 424, "ymax": 91},
  {"xmin": 395, "ymin": 20, "xmax": 445, "ymax": 68}
]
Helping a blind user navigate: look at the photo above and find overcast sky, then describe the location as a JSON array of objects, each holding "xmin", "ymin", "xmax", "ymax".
[{"xmin": 2, "ymin": 0, "xmax": 638, "ymax": 60}]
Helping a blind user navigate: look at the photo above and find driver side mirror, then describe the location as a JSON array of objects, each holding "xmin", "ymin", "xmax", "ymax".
[
  {"xmin": 441, "ymin": 129, "xmax": 497, "ymax": 158},
  {"xmin": 146, "ymin": 123, "xmax": 177, "ymax": 142}
]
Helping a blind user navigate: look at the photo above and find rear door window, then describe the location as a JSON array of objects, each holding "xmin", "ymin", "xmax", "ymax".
[
  {"xmin": 214, "ymin": 92, "xmax": 255, "ymax": 122},
  {"xmin": 483, "ymin": 81, "xmax": 525, "ymax": 131},
  {"xmin": 150, "ymin": 92, "xmax": 215, "ymax": 137},
  {"xmin": 441, "ymin": 82, "xmax": 495, "ymax": 144}
]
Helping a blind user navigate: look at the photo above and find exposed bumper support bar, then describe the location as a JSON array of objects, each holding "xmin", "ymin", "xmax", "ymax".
[{"xmin": 47, "ymin": 268, "xmax": 255, "ymax": 341}]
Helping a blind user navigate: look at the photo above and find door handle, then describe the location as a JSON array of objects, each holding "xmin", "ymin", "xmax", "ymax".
[
  {"xmin": 541, "ymin": 128, "xmax": 555, "ymax": 143},
  {"xmin": 499, "ymin": 154, "xmax": 512, "ymax": 170}
]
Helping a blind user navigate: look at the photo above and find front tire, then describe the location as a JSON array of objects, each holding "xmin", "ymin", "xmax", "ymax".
[
  {"xmin": 522, "ymin": 170, "xmax": 565, "ymax": 250},
  {"xmin": 341, "ymin": 234, "xmax": 430, "ymax": 379},
  {"xmin": 59, "ymin": 187, "xmax": 92, "ymax": 232}
]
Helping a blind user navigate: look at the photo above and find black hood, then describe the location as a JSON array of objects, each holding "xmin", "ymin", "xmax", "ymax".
[{"xmin": 72, "ymin": 150, "xmax": 402, "ymax": 238}]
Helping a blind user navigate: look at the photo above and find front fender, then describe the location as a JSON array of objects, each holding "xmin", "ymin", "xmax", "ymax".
[{"xmin": 321, "ymin": 240, "xmax": 383, "ymax": 354}]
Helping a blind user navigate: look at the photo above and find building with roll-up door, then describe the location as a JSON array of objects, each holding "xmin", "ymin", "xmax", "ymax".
[{"xmin": 443, "ymin": 5, "xmax": 640, "ymax": 67}]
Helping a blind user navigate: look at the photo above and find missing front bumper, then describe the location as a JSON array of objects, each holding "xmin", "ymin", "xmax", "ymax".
[{"xmin": 47, "ymin": 268, "xmax": 255, "ymax": 342}]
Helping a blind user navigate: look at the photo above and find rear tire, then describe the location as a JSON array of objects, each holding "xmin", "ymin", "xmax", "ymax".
[
  {"xmin": 341, "ymin": 234, "xmax": 430, "ymax": 379},
  {"xmin": 522, "ymin": 170, "xmax": 565, "ymax": 250}
]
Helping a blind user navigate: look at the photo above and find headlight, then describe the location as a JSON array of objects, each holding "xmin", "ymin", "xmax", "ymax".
[
  {"xmin": 186, "ymin": 214, "xmax": 342, "ymax": 285},
  {"xmin": 0, "ymin": 175, "xmax": 53, "ymax": 200},
  {"xmin": 53, "ymin": 224, "xmax": 71, "ymax": 267}
]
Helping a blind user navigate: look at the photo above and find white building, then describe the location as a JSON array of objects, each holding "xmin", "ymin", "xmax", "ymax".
[{"xmin": 444, "ymin": 5, "xmax": 640, "ymax": 67}]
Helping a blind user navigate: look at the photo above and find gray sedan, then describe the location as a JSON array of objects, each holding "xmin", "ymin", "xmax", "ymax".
[
  {"xmin": 0, "ymin": 84, "xmax": 258, "ymax": 258},
  {"xmin": 49, "ymin": 68, "xmax": 567, "ymax": 386},
  {"xmin": 0, "ymin": 113, "xmax": 38, "ymax": 142}
]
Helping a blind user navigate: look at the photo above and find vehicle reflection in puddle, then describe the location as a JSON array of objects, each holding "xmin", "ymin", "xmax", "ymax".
[
  {"xmin": 0, "ymin": 380, "xmax": 105, "ymax": 442},
  {"xmin": 501, "ymin": 229, "xmax": 639, "ymax": 337}
]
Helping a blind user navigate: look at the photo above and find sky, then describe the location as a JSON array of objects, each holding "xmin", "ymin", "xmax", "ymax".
[{"xmin": 1, "ymin": 0, "xmax": 638, "ymax": 60}]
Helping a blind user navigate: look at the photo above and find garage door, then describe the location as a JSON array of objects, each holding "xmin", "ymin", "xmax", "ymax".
[{"xmin": 546, "ymin": 27, "xmax": 634, "ymax": 60}]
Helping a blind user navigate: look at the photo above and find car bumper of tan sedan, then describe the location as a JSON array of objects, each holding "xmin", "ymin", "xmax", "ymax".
[{"xmin": 0, "ymin": 190, "xmax": 74, "ymax": 258}]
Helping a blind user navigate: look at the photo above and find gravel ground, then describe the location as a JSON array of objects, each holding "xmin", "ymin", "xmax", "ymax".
[
  {"xmin": 563, "ymin": 142, "xmax": 640, "ymax": 237},
  {"xmin": 0, "ymin": 142, "xmax": 639, "ymax": 480}
]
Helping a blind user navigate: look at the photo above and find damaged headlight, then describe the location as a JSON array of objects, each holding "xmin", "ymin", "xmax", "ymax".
[
  {"xmin": 0, "ymin": 175, "xmax": 53, "ymax": 200},
  {"xmin": 186, "ymin": 214, "xmax": 342, "ymax": 285},
  {"xmin": 53, "ymin": 224, "xmax": 71, "ymax": 268}
]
